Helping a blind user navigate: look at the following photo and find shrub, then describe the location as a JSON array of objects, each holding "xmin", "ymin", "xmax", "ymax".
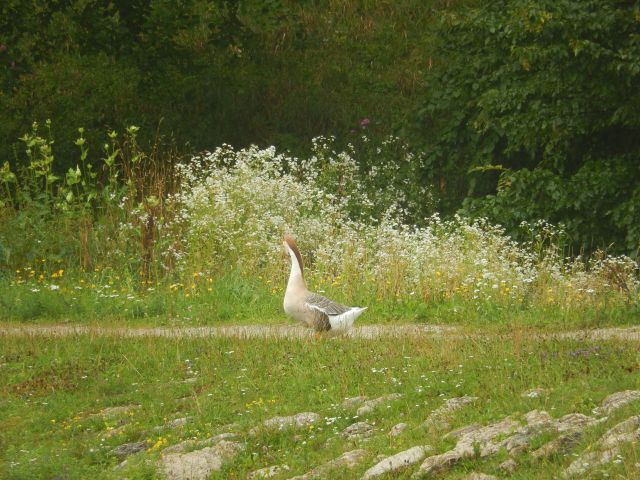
[{"xmin": 415, "ymin": 0, "xmax": 640, "ymax": 253}]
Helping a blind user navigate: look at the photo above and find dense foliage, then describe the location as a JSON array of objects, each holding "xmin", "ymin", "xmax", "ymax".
[
  {"xmin": 417, "ymin": 0, "xmax": 640, "ymax": 252},
  {"xmin": 0, "ymin": 0, "xmax": 435, "ymax": 168},
  {"xmin": 2, "ymin": 0, "xmax": 639, "ymax": 256},
  {"xmin": 2, "ymin": 132, "xmax": 637, "ymax": 322}
]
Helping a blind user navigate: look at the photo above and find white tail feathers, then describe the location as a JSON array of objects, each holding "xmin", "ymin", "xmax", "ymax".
[{"xmin": 328, "ymin": 307, "xmax": 368, "ymax": 330}]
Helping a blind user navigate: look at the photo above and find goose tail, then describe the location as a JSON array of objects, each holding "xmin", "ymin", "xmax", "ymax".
[{"xmin": 328, "ymin": 307, "xmax": 367, "ymax": 331}]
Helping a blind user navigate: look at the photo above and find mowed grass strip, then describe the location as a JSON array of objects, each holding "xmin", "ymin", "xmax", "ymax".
[{"xmin": 1, "ymin": 333, "xmax": 638, "ymax": 479}]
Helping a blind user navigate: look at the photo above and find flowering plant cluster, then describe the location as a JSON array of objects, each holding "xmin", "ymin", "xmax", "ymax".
[{"xmin": 172, "ymin": 143, "xmax": 638, "ymax": 308}]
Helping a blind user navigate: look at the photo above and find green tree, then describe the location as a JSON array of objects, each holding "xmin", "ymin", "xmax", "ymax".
[{"xmin": 415, "ymin": 0, "xmax": 640, "ymax": 253}]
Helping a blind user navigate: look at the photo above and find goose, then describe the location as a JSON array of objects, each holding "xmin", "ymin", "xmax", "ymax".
[{"xmin": 282, "ymin": 235, "xmax": 367, "ymax": 332}]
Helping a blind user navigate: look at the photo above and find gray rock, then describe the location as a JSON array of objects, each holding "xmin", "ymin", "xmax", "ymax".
[
  {"xmin": 162, "ymin": 433, "xmax": 239, "ymax": 455},
  {"xmin": 357, "ymin": 394, "xmax": 404, "ymax": 416},
  {"xmin": 555, "ymin": 413, "xmax": 600, "ymax": 433},
  {"xmin": 248, "ymin": 464, "xmax": 290, "ymax": 479},
  {"xmin": 463, "ymin": 474, "xmax": 497, "ymax": 480},
  {"xmin": 414, "ymin": 417, "xmax": 521, "ymax": 477},
  {"xmin": 563, "ymin": 450, "xmax": 616, "ymax": 478},
  {"xmin": 460, "ymin": 418, "xmax": 521, "ymax": 448},
  {"xmin": 388, "ymin": 422, "xmax": 408, "ymax": 437},
  {"xmin": 497, "ymin": 412, "xmax": 598, "ymax": 458},
  {"xmin": 406, "ymin": 407, "xmax": 607, "ymax": 479},
  {"xmin": 532, "ymin": 432, "xmax": 582, "ymax": 459},
  {"xmin": 154, "ymin": 416, "xmax": 191, "ymax": 431},
  {"xmin": 250, "ymin": 412, "xmax": 320, "ymax": 435},
  {"xmin": 341, "ymin": 421, "xmax": 375, "ymax": 440},
  {"xmin": 598, "ymin": 415, "xmax": 640, "ymax": 448},
  {"xmin": 498, "ymin": 458, "xmax": 517, "ymax": 473},
  {"xmin": 413, "ymin": 448, "xmax": 464, "ymax": 478},
  {"xmin": 288, "ymin": 449, "xmax": 368, "ymax": 479},
  {"xmin": 443, "ymin": 424, "xmax": 481, "ymax": 441},
  {"xmin": 361, "ymin": 445, "xmax": 432, "ymax": 479},
  {"xmin": 563, "ymin": 415, "xmax": 640, "ymax": 477},
  {"xmin": 110, "ymin": 440, "xmax": 149, "ymax": 459},
  {"xmin": 524, "ymin": 410, "xmax": 554, "ymax": 428},
  {"xmin": 341, "ymin": 396, "xmax": 369, "ymax": 410},
  {"xmin": 420, "ymin": 396, "xmax": 478, "ymax": 430},
  {"xmin": 159, "ymin": 440, "xmax": 244, "ymax": 480},
  {"xmin": 94, "ymin": 404, "xmax": 141, "ymax": 418},
  {"xmin": 595, "ymin": 390, "xmax": 640, "ymax": 416},
  {"xmin": 521, "ymin": 388, "xmax": 549, "ymax": 399}
]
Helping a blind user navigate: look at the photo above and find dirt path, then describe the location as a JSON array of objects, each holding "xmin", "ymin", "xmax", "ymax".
[{"xmin": 1, "ymin": 324, "xmax": 639, "ymax": 341}]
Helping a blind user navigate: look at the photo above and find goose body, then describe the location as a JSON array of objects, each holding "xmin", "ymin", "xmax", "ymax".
[{"xmin": 283, "ymin": 235, "xmax": 366, "ymax": 332}]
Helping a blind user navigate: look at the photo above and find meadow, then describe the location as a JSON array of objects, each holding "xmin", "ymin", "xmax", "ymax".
[
  {"xmin": 1, "ymin": 127, "xmax": 638, "ymax": 328},
  {"xmin": 2, "ymin": 1, "xmax": 640, "ymax": 477},
  {"xmin": 1, "ymin": 331, "xmax": 639, "ymax": 479},
  {"xmin": 1, "ymin": 128, "xmax": 639, "ymax": 479}
]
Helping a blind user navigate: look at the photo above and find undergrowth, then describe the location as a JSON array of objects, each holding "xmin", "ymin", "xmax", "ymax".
[{"xmin": 0, "ymin": 124, "xmax": 638, "ymax": 326}]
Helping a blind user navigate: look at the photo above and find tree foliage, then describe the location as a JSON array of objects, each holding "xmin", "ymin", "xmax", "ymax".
[
  {"xmin": 416, "ymin": 0, "xmax": 640, "ymax": 253},
  {"xmin": 0, "ymin": 0, "xmax": 436, "ymax": 169}
]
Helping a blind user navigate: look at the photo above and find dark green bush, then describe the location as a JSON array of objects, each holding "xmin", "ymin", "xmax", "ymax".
[
  {"xmin": 415, "ymin": 0, "xmax": 640, "ymax": 253},
  {"xmin": 1, "ymin": 0, "xmax": 442, "ymax": 170}
]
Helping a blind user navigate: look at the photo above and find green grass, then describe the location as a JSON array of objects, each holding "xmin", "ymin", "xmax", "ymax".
[
  {"xmin": 1, "ymin": 332, "xmax": 639, "ymax": 479},
  {"xmin": 2, "ymin": 270, "xmax": 639, "ymax": 330}
]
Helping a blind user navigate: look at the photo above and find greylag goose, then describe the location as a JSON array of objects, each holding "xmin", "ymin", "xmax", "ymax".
[{"xmin": 283, "ymin": 235, "xmax": 366, "ymax": 332}]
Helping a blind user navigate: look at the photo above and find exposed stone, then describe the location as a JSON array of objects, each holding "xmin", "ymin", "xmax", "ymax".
[
  {"xmin": 497, "ymin": 431, "xmax": 533, "ymax": 456},
  {"xmin": 159, "ymin": 440, "xmax": 244, "ymax": 480},
  {"xmin": 342, "ymin": 396, "xmax": 369, "ymax": 410},
  {"xmin": 413, "ymin": 448, "xmax": 464, "ymax": 477},
  {"xmin": 357, "ymin": 394, "xmax": 404, "ymax": 416},
  {"xmin": 250, "ymin": 412, "xmax": 320, "ymax": 435},
  {"xmin": 110, "ymin": 440, "xmax": 149, "ymax": 459},
  {"xmin": 388, "ymin": 422, "xmax": 408, "ymax": 437},
  {"xmin": 524, "ymin": 410, "xmax": 554, "ymax": 428},
  {"xmin": 594, "ymin": 390, "xmax": 640, "ymax": 416},
  {"xmin": 498, "ymin": 458, "xmax": 518, "ymax": 474},
  {"xmin": 361, "ymin": 446, "xmax": 432, "ymax": 479},
  {"xmin": 154, "ymin": 416, "xmax": 192, "ymax": 431},
  {"xmin": 414, "ymin": 417, "xmax": 526, "ymax": 477},
  {"xmin": 93, "ymin": 404, "xmax": 141, "ymax": 418},
  {"xmin": 248, "ymin": 464, "xmax": 290, "ymax": 479},
  {"xmin": 532, "ymin": 432, "xmax": 582, "ymax": 460},
  {"xmin": 563, "ymin": 415, "xmax": 640, "ymax": 478},
  {"xmin": 555, "ymin": 413, "xmax": 600, "ymax": 433},
  {"xmin": 444, "ymin": 424, "xmax": 481, "ymax": 441},
  {"xmin": 598, "ymin": 415, "xmax": 640, "ymax": 448},
  {"xmin": 521, "ymin": 388, "xmax": 549, "ymax": 399},
  {"xmin": 341, "ymin": 421, "xmax": 375, "ymax": 440},
  {"xmin": 288, "ymin": 449, "xmax": 368, "ymax": 479},
  {"xmin": 463, "ymin": 474, "xmax": 497, "ymax": 480},
  {"xmin": 420, "ymin": 396, "xmax": 478, "ymax": 430},
  {"xmin": 496, "ymin": 412, "xmax": 598, "ymax": 459},
  {"xmin": 162, "ymin": 433, "xmax": 239, "ymax": 455},
  {"xmin": 461, "ymin": 418, "xmax": 521, "ymax": 448}
]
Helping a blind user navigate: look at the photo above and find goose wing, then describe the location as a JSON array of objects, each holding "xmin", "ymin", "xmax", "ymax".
[{"xmin": 305, "ymin": 292, "xmax": 350, "ymax": 316}]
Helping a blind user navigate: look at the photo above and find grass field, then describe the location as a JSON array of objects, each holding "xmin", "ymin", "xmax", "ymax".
[
  {"xmin": 1, "ymin": 134, "xmax": 639, "ymax": 479},
  {"xmin": 1, "ymin": 330, "xmax": 639, "ymax": 479}
]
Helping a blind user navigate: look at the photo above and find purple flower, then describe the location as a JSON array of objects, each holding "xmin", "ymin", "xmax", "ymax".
[{"xmin": 360, "ymin": 118, "xmax": 370, "ymax": 128}]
